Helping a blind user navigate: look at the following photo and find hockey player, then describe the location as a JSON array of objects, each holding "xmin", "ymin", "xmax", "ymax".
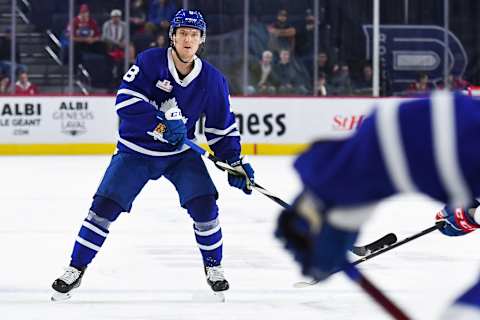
[
  {"xmin": 51, "ymin": 9, "xmax": 255, "ymax": 300},
  {"xmin": 275, "ymin": 91, "xmax": 480, "ymax": 318}
]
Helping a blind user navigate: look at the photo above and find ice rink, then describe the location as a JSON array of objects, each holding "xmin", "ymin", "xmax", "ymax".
[{"xmin": 2, "ymin": 155, "xmax": 480, "ymax": 320}]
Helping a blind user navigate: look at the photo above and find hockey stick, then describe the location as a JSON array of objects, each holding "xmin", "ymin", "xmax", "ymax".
[
  {"xmin": 344, "ymin": 263, "xmax": 411, "ymax": 320},
  {"xmin": 184, "ymin": 139, "xmax": 290, "ymax": 208},
  {"xmin": 185, "ymin": 139, "xmax": 396, "ymax": 256},
  {"xmin": 351, "ymin": 232, "xmax": 397, "ymax": 256},
  {"xmin": 294, "ymin": 222, "xmax": 444, "ymax": 288},
  {"xmin": 184, "ymin": 140, "xmax": 410, "ymax": 318}
]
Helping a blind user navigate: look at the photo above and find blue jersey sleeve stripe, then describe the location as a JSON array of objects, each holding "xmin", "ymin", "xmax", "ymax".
[
  {"xmin": 117, "ymin": 88, "xmax": 149, "ymax": 102},
  {"xmin": 207, "ymin": 131, "xmax": 241, "ymax": 146},
  {"xmin": 376, "ymin": 100, "xmax": 418, "ymax": 193},
  {"xmin": 431, "ymin": 91, "xmax": 471, "ymax": 206},
  {"xmin": 115, "ymin": 97, "xmax": 142, "ymax": 110},
  {"xmin": 204, "ymin": 123, "xmax": 237, "ymax": 135}
]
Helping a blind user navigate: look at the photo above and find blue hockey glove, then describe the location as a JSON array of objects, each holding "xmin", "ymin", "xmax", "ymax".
[
  {"xmin": 435, "ymin": 203, "xmax": 480, "ymax": 237},
  {"xmin": 225, "ymin": 156, "xmax": 255, "ymax": 194},
  {"xmin": 147, "ymin": 107, "xmax": 186, "ymax": 148},
  {"xmin": 275, "ymin": 191, "xmax": 361, "ymax": 281}
]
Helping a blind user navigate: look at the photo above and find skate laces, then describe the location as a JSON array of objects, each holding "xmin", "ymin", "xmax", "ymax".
[
  {"xmin": 206, "ymin": 266, "xmax": 225, "ymax": 282},
  {"xmin": 59, "ymin": 266, "xmax": 81, "ymax": 285}
]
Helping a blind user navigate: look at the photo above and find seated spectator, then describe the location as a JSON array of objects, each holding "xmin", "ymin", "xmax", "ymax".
[
  {"xmin": 130, "ymin": 0, "xmax": 148, "ymax": 35},
  {"xmin": 102, "ymin": 10, "xmax": 127, "ymax": 53},
  {"xmin": 316, "ymin": 72, "xmax": 329, "ymax": 96},
  {"xmin": 102, "ymin": 9, "xmax": 128, "ymax": 86},
  {"xmin": 354, "ymin": 64, "xmax": 373, "ymax": 96},
  {"xmin": 0, "ymin": 27, "xmax": 27, "ymax": 77},
  {"xmin": 330, "ymin": 63, "xmax": 353, "ymax": 95},
  {"xmin": 0, "ymin": 76, "xmax": 10, "ymax": 94},
  {"xmin": 435, "ymin": 74, "xmax": 470, "ymax": 91},
  {"xmin": 248, "ymin": 50, "xmax": 277, "ymax": 95},
  {"xmin": 274, "ymin": 49, "xmax": 308, "ymax": 95},
  {"xmin": 15, "ymin": 71, "xmax": 38, "ymax": 95},
  {"xmin": 65, "ymin": 4, "xmax": 106, "ymax": 67},
  {"xmin": 150, "ymin": 33, "xmax": 167, "ymax": 48},
  {"xmin": 406, "ymin": 72, "xmax": 432, "ymax": 95},
  {"xmin": 267, "ymin": 9, "xmax": 296, "ymax": 54},
  {"xmin": 145, "ymin": 0, "xmax": 177, "ymax": 36},
  {"xmin": 317, "ymin": 52, "xmax": 332, "ymax": 80}
]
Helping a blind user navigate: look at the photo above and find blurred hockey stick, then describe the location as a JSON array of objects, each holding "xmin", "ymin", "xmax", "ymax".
[
  {"xmin": 343, "ymin": 263, "xmax": 411, "ymax": 320},
  {"xmin": 185, "ymin": 139, "xmax": 397, "ymax": 255},
  {"xmin": 294, "ymin": 222, "xmax": 444, "ymax": 288},
  {"xmin": 185, "ymin": 139, "xmax": 411, "ymax": 319}
]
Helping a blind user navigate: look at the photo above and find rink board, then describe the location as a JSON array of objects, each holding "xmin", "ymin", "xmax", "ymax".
[{"xmin": 0, "ymin": 96, "xmax": 403, "ymax": 155}]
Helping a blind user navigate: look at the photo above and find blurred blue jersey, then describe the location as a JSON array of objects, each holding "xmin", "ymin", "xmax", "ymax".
[
  {"xmin": 115, "ymin": 47, "xmax": 240, "ymax": 160},
  {"xmin": 295, "ymin": 91, "xmax": 480, "ymax": 208}
]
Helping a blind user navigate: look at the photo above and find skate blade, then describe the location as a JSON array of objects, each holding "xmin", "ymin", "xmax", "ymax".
[
  {"xmin": 191, "ymin": 291, "xmax": 225, "ymax": 303},
  {"xmin": 51, "ymin": 291, "xmax": 72, "ymax": 302}
]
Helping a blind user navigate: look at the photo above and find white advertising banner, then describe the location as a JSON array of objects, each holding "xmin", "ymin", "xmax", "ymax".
[
  {"xmin": 0, "ymin": 96, "xmax": 409, "ymax": 154},
  {"xmin": 226, "ymin": 97, "xmax": 405, "ymax": 143},
  {"xmin": 0, "ymin": 97, "xmax": 117, "ymax": 144}
]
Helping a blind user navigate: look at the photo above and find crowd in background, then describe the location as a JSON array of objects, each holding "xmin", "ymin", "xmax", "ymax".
[{"xmin": 0, "ymin": 0, "xmax": 475, "ymax": 96}]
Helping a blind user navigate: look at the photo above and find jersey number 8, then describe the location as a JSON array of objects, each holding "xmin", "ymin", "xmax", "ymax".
[{"xmin": 123, "ymin": 65, "xmax": 140, "ymax": 82}]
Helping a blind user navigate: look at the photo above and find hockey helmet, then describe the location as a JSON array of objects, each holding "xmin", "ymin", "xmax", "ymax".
[{"xmin": 169, "ymin": 9, "xmax": 207, "ymax": 43}]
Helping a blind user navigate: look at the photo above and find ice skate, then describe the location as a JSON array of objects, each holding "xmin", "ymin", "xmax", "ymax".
[
  {"xmin": 205, "ymin": 265, "xmax": 229, "ymax": 292},
  {"xmin": 51, "ymin": 266, "xmax": 85, "ymax": 301}
]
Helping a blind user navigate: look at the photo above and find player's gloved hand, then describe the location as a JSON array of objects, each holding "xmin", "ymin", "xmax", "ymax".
[
  {"xmin": 435, "ymin": 201, "xmax": 480, "ymax": 237},
  {"xmin": 147, "ymin": 107, "xmax": 186, "ymax": 148},
  {"xmin": 275, "ymin": 190, "xmax": 360, "ymax": 281},
  {"xmin": 225, "ymin": 156, "xmax": 255, "ymax": 194}
]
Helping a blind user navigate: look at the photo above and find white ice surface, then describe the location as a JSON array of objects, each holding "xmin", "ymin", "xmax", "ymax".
[{"xmin": 1, "ymin": 155, "xmax": 480, "ymax": 320}]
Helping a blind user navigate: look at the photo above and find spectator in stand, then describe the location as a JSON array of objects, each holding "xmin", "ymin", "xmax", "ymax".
[
  {"xmin": 354, "ymin": 64, "xmax": 373, "ymax": 96},
  {"xmin": 0, "ymin": 27, "xmax": 26, "ymax": 77},
  {"xmin": 316, "ymin": 72, "xmax": 328, "ymax": 96},
  {"xmin": 65, "ymin": 4, "xmax": 106, "ymax": 68},
  {"xmin": 248, "ymin": 50, "xmax": 277, "ymax": 95},
  {"xmin": 15, "ymin": 71, "xmax": 38, "ymax": 95},
  {"xmin": 102, "ymin": 10, "xmax": 127, "ymax": 53},
  {"xmin": 406, "ymin": 72, "xmax": 432, "ymax": 95},
  {"xmin": 330, "ymin": 63, "xmax": 352, "ymax": 95},
  {"xmin": 435, "ymin": 74, "xmax": 470, "ymax": 91},
  {"xmin": 274, "ymin": 49, "xmax": 308, "ymax": 95},
  {"xmin": 296, "ymin": 9, "xmax": 316, "ymax": 63},
  {"xmin": 102, "ymin": 9, "xmax": 128, "ymax": 87},
  {"xmin": 267, "ymin": 9, "xmax": 296, "ymax": 54},
  {"xmin": 130, "ymin": 0, "xmax": 148, "ymax": 35},
  {"xmin": 0, "ymin": 76, "xmax": 10, "ymax": 94},
  {"xmin": 316, "ymin": 52, "xmax": 332, "ymax": 79},
  {"xmin": 150, "ymin": 33, "xmax": 167, "ymax": 48},
  {"xmin": 145, "ymin": 0, "xmax": 177, "ymax": 36}
]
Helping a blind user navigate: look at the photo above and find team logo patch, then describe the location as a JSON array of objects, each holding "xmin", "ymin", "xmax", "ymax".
[
  {"xmin": 153, "ymin": 123, "xmax": 167, "ymax": 134},
  {"xmin": 156, "ymin": 80, "xmax": 173, "ymax": 93}
]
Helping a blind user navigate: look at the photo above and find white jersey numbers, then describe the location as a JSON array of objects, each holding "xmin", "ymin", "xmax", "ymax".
[{"xmin": 123, "ymin": 65, "xmax": 140, "ymax": 82}]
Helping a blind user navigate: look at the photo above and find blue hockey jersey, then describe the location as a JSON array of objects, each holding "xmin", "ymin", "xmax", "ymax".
[
  {"xmin": 295, "ymin": 91, "xmax": 480, "ymax": 208},
  {"xmin": 114, "ymin": 47, "xmax": 240, "ymax": 160}
]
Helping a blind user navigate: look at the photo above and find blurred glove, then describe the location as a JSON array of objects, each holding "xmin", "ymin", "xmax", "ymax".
[
  {"xmin": 275, "ymin": 191, "xmax": 361, "ymax": 281},
  {"xmin": 435, "ymin": 202, "xmax": 480, "ymax": 237},
  {"xmin": 225, "ymin": 156, "xmax": 255, "ymax": 194},
  {"xmin": 147, "ymin": 107, "xmax": 186, "ymax": 148}
]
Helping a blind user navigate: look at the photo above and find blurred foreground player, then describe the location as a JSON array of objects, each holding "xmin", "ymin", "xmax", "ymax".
[
  {"xmin": 275, "ymin": 91, "xmax": 480, "ymax": 318},
  {"xmin": 51, "ymin": 9, "xmax": 254, "ymax": 301}
]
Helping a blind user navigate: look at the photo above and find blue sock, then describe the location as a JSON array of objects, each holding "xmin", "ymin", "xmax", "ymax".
[
  {"xmin": 70, "ymin": 217, "xmax": 109, "ymax": 269},
  {"xmin": 185, "ymin": 196, "xmax": 223, "ymax": 267},
  {"xmin": 194, "ymin": 218, "xmax": 223, "ymax": 267}
]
